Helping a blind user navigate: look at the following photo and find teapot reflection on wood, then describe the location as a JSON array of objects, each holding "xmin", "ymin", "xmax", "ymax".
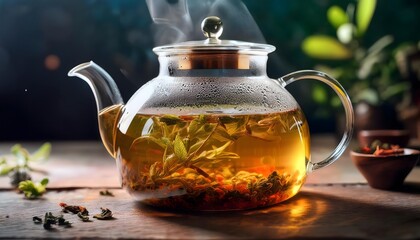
[{"xmin": 68, "ymin": 17, "xmax": 354, "ymax": 211}]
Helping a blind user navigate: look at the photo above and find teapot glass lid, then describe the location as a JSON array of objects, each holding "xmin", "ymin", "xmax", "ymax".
[{"xmin": 153, "ymin": 16, "xmax": 276, "ymax": 55}]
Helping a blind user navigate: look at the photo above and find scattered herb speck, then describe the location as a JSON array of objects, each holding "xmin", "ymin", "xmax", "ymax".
[
  {"xmin": 59, "ymin": 202, "xmax": 89, "ymax": 215},
  {"xmin": 77, "ymin": 212, "xmax": 90, "ymax": 222},
  {"xmin": 99, "ymin": 189, "xmax": 114, "ymax": 196},
  {"xmin": 93, "ymin": 208, "xmax": 113, "ymax": 220},
  {"xmin": 33, "ymin": 216, "xmax": 42, "ymax": 224}
]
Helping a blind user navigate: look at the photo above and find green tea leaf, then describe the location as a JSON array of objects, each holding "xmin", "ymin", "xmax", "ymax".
[
  {"xmin": 188, "ymin": 139, "xmax": 206, "ymax": 154},
  {"xmin": 10, "ymin": 144, "xmax": 22, "ymax": 156},
  {"xmin": 18, "ymin": 178, "xmax": 48, "ymax": 199},
  {"xmin": 40, "ymin": 178, "xmax": 49, "ymax": 186},
  {"xmin": 217, "ymin": 152, "xmax": 240, "ymax": 159},
  {"xmin": 193, "ymin": 141, "xmax": 239, "ymax": 162},
  {"xmin": 173, "ymin": 135, "xmax": 188, "ymax": 161},
  {"xmin": 163, "ymin": 154, "xmax": 177, "ymax": 174},
  {"xmin": 130, "ymin": 136, "xmax": 167, "ymax": 150},
  {"xmin": 219, "ymin": 116, "xmax": 238, "ymax": 124},
  {"xmin": 356, "ymin": 0, "xmax": 377, "ymax": 36},
  {"xmin": 210, "ymin": 141, "xmax": 232, "ymax": 157},
  {"xmin": 151, "ymin": 117, "xmax": 167, "ymax": 137},
  {"xmin": 31, "ymin": 143, "xmax": 51, "ymax": 162},
  {"xmin": 192, "ymin": 125, "xmax": 214, "ymax": 140},
  {"xmin": 160, "ymin": 114, "xmax": 182, "ymax": 125},
  {"xmin": 11, "ymin": 144, "xmax": 30, "ymax": 162},
  {"xmin": 327, "ymin": 5, "xmax": 349, "ymax": 29},
  {"xmin": 212, "ymin": 125, "xmax": 236, "ymax": 142},
  {"xmin": 188, "ymin": 119, "xmax": 201, "ymax": 136},
  {"xmin": 149, "ymin": 162, "xmax": 162, "ymax": 179},
  {"xmin": 302, "ymin": 35, "xmax": 352, "ymax": 60},
  {"xmin": 0, "ymin": 165, "xmax": 15, "ymax": 176}
]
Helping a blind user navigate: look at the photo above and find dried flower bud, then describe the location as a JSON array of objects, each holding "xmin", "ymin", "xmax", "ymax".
[{"xmin": 59, "ymin": 202, "xmax": 89, "ymax": 215}]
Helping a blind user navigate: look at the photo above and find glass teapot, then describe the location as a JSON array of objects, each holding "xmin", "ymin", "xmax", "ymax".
[{"xmin": 69, "ymin": 16, "xmax": 354, "ymax": 211}]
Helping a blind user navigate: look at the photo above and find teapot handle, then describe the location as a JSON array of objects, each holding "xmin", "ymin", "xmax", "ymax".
[{"xmin": 278, "ymin": 70, "xmax": 354, "ymax": 171}]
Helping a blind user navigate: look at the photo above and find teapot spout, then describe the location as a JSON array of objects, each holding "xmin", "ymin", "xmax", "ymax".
[
  {"xmin": 68, "ymin": 61, "xmax": 124, "ymax": 157},
  {"xmin": 68, "ymin": 61, "xmax": 124, "ymax": 111}
]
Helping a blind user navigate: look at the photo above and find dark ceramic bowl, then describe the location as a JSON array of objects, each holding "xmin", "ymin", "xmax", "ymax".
[
  {"xmin": 357, "ymin": 130, "xmax": 410, "ymax": 148},
  {"xmin": 350, "ymin": 148, "xmax": 420, "ymax": 190}
]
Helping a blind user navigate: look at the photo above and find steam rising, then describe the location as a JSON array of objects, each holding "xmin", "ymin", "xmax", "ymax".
[{"xmin": 146, "ymin": 0, "xmax": 266, "ymax": 45}]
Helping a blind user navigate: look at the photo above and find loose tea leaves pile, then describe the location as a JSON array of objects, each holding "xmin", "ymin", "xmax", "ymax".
[
  {"xmin": 32, "ymin": 204, "xmax": 114, "ymax": 231},
  {"xmin": 32, "ymin": 212, "xmax": 72, "ymax": 230},
  {"xmin": 60, "ymin": 203, "xmax": 113, "ymax": 221}
]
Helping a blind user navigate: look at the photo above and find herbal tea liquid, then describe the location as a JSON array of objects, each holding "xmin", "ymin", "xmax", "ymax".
[{"xmin": 99, "ymin": 105, "xmax": 310, "ymax": 210}]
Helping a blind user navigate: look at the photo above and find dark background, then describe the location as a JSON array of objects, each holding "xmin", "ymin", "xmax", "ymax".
[{"xmin": 0, "ymin": 0, "xmax": 419, "ymax": 141}]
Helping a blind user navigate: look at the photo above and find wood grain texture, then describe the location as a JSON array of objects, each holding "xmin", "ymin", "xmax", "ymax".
[{"xmin": 1, "ymin": 185, "xmax": 419, "ymax": 239}]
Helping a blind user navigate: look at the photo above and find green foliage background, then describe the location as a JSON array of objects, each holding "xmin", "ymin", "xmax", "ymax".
[{"xmin": 244, "ymin": 0, "xmax": 419, "ymax": 132}]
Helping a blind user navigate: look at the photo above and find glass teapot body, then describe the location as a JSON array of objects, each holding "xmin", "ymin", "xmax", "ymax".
[
  {"xmin": 99, "ymin": 53, "xmax": 311, "ymax": 210},
  {"xmin": 70, "ymin": 16, "xmax": 354, "ymax": 211}
]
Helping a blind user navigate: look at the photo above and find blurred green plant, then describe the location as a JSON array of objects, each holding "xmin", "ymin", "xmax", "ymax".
[
  {"xmin": 0, "ymin": 143, "xmax": 51, "ymax": 187},
  {"xmin": 302, "ymin": 0, "xmax": 410, "ymax": 109}
]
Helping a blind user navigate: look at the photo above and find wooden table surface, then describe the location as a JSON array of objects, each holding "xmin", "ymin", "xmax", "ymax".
[{"xmin": 1, "ymin": 135, "xmax": 419, "ymax": 239}]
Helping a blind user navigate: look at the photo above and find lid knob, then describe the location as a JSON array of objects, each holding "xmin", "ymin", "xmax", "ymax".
[{"xmin": 201, "ymin": 16, "xmax": 223, "ymax": 43}]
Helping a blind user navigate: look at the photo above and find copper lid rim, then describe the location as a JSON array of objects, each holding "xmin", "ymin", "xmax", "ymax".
[{"xmin": 153, "ymin": 41, "xmax": 275, "ymax": 55}]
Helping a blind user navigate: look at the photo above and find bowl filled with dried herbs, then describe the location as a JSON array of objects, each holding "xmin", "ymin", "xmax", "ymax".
[
  {"xmin": 350, "ymin": 140, "xmax": 420, "ymax": 190},
  {"xmin": 357, "ymin": 130, "xmax": 410, "ymax": 148}
]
